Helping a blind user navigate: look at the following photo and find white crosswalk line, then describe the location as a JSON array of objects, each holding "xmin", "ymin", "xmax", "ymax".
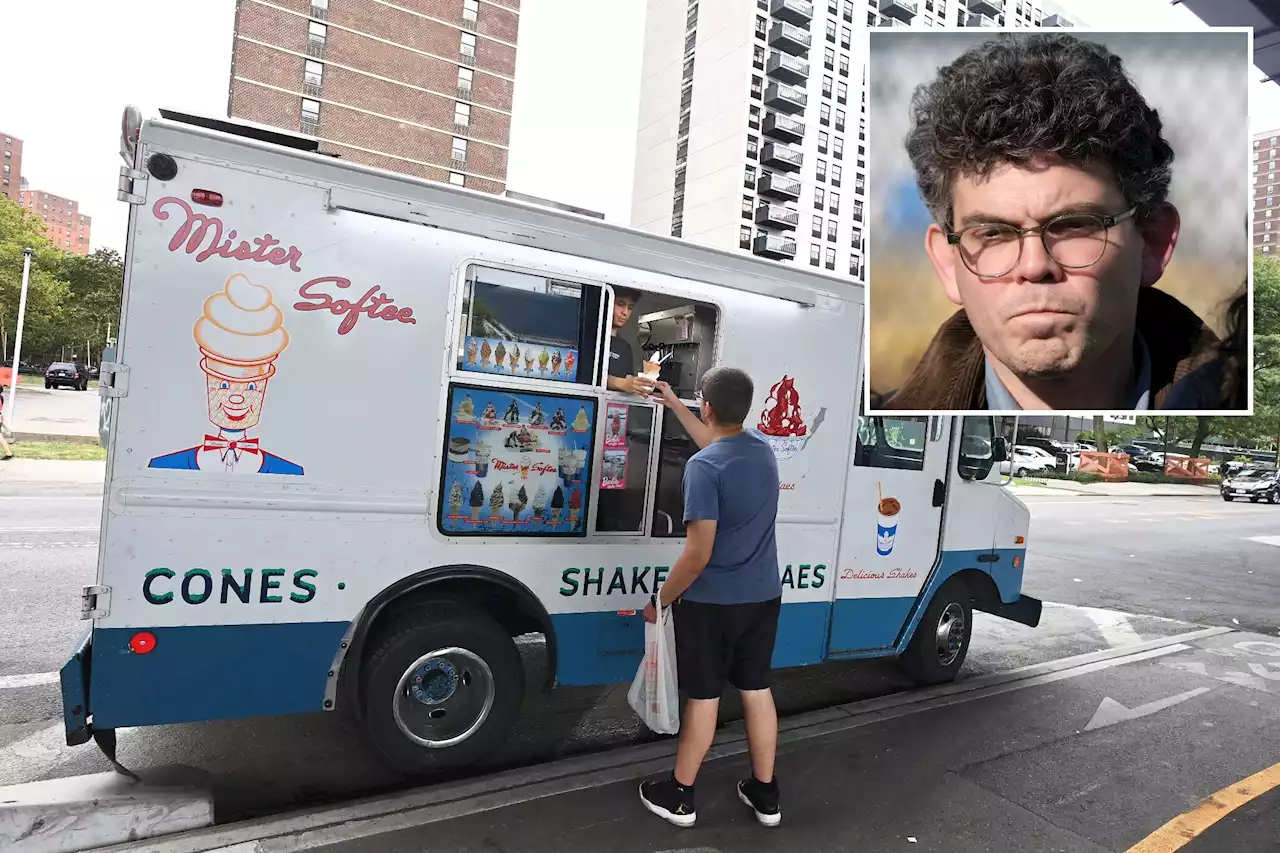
[
  {"xmin": 0, "ymin": 672, "xmax": 59, "ymax": 689},
  {"xmin": 1248, "ymin": 536, "xmax": 1280, "ymax": 547}
]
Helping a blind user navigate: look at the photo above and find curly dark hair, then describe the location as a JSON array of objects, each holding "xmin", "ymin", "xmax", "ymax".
[{"xmin": 905, "ymin": 33, "xmax": 1174, "ymax": 228}]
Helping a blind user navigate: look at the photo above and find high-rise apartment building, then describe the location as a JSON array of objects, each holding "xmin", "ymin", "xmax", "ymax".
[
  {"xmin": 631, "ymin": 0, "xmax": 1079, "ymax": 277},
  {"xmin": 228, "ymin": 0, "xmax": 520, "ymax": 194},
  {"xmin": 1254, "ymin": 129, "xmax": 1279, "ymax": 254},
  {"xmin": 1, "ymin": 133, "xmax": 22, "ymax": 203},
  {"xmin": 20, "ymin": 190, "xmax": 92, "ymax": 255}
]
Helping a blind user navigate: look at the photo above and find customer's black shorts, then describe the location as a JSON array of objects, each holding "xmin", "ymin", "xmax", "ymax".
[{"xmin": 672, "ymin": 596, "xmax": 782, "ymax": 700}]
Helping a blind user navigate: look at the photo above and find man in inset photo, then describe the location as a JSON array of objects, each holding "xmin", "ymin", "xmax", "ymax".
[{"xmin": 882, "ymin": 33, "xmax": 1232, "ymax": 411}]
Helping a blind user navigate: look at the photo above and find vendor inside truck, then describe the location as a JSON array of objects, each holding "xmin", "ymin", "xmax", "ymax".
[{"xmin": 606, "ymin": 286, "xmax": 655, "ymax": 396}]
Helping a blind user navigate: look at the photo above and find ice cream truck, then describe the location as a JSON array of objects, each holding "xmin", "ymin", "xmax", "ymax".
[{"xmin": 61, "ymin": 107, "xmax": 1040, "ymax": 773}]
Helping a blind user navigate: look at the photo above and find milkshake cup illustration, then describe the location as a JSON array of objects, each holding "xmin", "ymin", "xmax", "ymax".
[
  {"xmin": 558, "ymin": 447, "xmax": 573, "ymax": 479},
  {"xmin": 551, "ymin": 486, "xmax": 565, "ymax": 523},
  {"xmin": 876, "ymin": 485, "xmax": 901, "ymax": 557},
  {"xmin": 474, "ymin": 442, "xmax": 491, "ymax": 477},
  {"xmin": 572, "ymin": 448, "xmax": 587, "ymax": 479},
  {"xmin": 469, "ymin": 481, "xmax": 484, "ymax": 520}
]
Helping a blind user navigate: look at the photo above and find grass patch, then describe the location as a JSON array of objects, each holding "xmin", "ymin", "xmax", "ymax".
[
  {"xmin": 1018, "ymin": 470, "xmax": 1220, "ymax": 486},
  {"xmin": 6, "ymin": 441, "xmax": 106, "ymax": 461}
]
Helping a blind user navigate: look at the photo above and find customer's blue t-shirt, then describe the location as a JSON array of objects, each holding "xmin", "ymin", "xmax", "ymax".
[{"xmin": 680, "ymin": 430, "xmax": 782, "ymax": 605}]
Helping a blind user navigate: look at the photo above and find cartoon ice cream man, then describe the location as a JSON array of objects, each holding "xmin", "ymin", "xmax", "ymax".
[{"xmin": 149, "ymin": 274, "xmax": 303, "ymax": 475}]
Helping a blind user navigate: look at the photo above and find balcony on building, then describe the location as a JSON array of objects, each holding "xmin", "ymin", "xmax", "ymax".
[
  {"xmin": 760, "ymin": 141, "xmax": 803, "ymax": 172},
  {"xmin": 758, "ymin": 172, "xmax": 802, "ymax": 200},
  {"xmin": 766, "ymin": 51, "xmax": 809, "ymax": 85},
  {"xmin": 753, "ymin": 233, "xmax": 798, "ymax": 259},
  {"xmin": 1041, "ymin": 12, "xmax": 1073, "ymax": 26},
  {"xmin": 966, "ymin": 12, "xmax": 998, "ymax": 26},
  {"xmin": 764, "ymin": 81, "xmax": 807, "ymax": 115},
  {"xmin": 770, "ymin": 0, "xmax": 814, "ymax": 26},
  {"xmin": 879, "ymin": 0, "xmax": 918, "ymax": 23},
  {"xmin": 768, "ymin": 21, "xmax": 812, "ymax": 56},
  {"xmin": 966, "ymin": 0, "xmax": 1002, "ymax": 16},
  {"xmin": 762, "ymin": 111, "xmax": 804, "ymax": 143},
  {"xmin": 876, "ymin": 15, "xmax": 910, "ymax": 26},
  {"xmin": 755, "ymin": 203, "xmax": 800, "ymax": 230}
]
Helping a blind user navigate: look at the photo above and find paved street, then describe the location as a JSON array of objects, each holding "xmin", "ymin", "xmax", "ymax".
[{"xmin": 4, "ymin": 384, "xmax": 99, "ymax": 440}]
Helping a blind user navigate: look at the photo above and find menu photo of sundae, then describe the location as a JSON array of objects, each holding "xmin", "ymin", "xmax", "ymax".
[
  {"xmin": 439, "ymin": 384, "xmax": 597, "ymax": 536},
  {"xmin": 462, "ymin": 335, "xmax": 580, "ymax": 383}
]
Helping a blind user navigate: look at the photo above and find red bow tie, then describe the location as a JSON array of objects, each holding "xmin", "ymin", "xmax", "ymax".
[{"xmin": 203, "ymin": 434, "xmax": 261, "ymax": 455}]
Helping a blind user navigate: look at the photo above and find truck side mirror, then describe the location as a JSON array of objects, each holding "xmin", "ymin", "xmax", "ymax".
[{"xmin": 992, "ymin": 437, "xmax": 1009, "ymax": 463}]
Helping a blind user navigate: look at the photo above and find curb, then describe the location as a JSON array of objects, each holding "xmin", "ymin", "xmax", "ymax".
[
  {"xmin": 85, "ymin": 626, "xmax": 1233, "ymax": 853},
  {"xmin": 11, "ymin": 432, "xmax": 101, "ymax": 446}
]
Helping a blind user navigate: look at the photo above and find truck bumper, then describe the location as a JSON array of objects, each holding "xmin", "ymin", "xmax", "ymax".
[
  {"xmin": 60, "ymin": 630, "xmax": 93, "ymax": 746},
  {"xmin": 995, "ymin": 594, "xmax": 1042, "ymax": 628}
]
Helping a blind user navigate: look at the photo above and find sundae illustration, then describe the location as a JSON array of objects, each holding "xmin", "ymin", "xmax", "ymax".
[
  {"xmin": 455, "ymin": 394, "xmax": 475, "ymax": 421},
  {"xmin": 755, "ymin": 375, "xmax": 824, "ymax": 462},
  {"xmin": 551, "ymin": 485, "xmax": 565, "ymax": 523},
  {"xmin": 529, "ymin": 402, "xmax": 545, "ymax": 426},
  {"xmin": 509, "ymin": 343, "xmax": 521, "ymax": 372},
  {"xmin": 509, "ymin": 484, "xmax": 528, "ymax": 520},
  {"xmin": 149, "ymin": 274, "xmax": 303, "ymax": 475},
  {"xmin": 480, "ymin": 339, "xmax": 492, "ymax": 367},
  {"xmin": 489, "ymin": 482, "xmax": 505, "ymax": 521},
  {"xmin": 505, "ymin": 425, "xmax": 539, "ymax": 451},
  {"xmin": 503, "ymin": 399, "xmax": 521, "ymax": 424},
  {"xmin": 448, "ymin": 437, "xmax": 471, "ymax": 463},
  {"xmin": 551, "ymin": 350, "xmax": 562, "ymax": 374},
  {"xmin": 474, "ymin": 442, "xmax": 492, "ymax": 477},
  {"xmin": 532, "ymin": 487, "xmax": 548, "ymax": 520},
  {"xmin": 549, "ymin": 408, "xmax": 568, "ymax": 431},
  {"xmin": 572, "ymin": 406, "xmax": 591, "ymax": 431},
  {"xmin": 448, "ymin": 482, "xmax": 464, "ymax": 515},
  {"xmin": 494, "ymin": 341, "xmax": 507, "ymax": 370},
  {"xmin": 469, "ymin": 481, "xmax": 484, "ymax": 520},
  {"xmin": 564, "ymin": 351, "xmax": 576, "ymax": 378},
  {"xmin": 466, "ymin": 339, "xmax": 478, "ymax": 365},
  {"xmin": 481, "ymin": 402, "xmax": 499, "ymax": 426},
  {"xmin": 538, "ymin": 346, "xmax": 550, "ymax": 376},
  {"xmin": 568, "ymin": 487, "xmax": 582, "ymax": 522}
]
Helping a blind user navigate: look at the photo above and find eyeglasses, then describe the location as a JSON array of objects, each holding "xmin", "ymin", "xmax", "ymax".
[{"xmin": 946, "ymin": 206, "xmax": 1138, "ymax": 279}]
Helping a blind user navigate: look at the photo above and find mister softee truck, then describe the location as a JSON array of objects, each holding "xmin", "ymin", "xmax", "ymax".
[{"xmin": 61, "ymin": 107, "xmax": 1041, "ymax": 772}]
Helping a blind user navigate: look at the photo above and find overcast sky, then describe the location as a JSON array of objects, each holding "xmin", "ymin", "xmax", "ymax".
[{"xmin": 1, "ymin": 0, "xmax": 1276, "ymax": 252}]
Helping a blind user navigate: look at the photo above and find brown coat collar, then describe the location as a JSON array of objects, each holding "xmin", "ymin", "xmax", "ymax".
[{"xmin": 883, "ymin": 287, "xmax": 1220, "ymax": 410}]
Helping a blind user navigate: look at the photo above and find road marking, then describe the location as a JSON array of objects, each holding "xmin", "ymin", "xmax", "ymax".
[
  {"xmin": 1124, "ymin": 760, "xmax": 1280, "ymax": 852},
  {"xmin": 1248, "ymin": 535, "xmax": 1280, "ymax": 547},
  {"xmin": 1084, "ymin": 687, "xmax": 1211, "ymax": 732},
  {"xmin": 0, "ymin": 671, "xmax": 59, "ymax": 689},
  {"xmin": 0, "ymin": 526, "xmax": 98, "ymax": 532},
  {"xmin": 1072, "ymin": 604, "xmax": 1147, "ymax": 646},
  {"xmin": 0, "ymin": 542, "xmax": 97, "ymax": 549}
]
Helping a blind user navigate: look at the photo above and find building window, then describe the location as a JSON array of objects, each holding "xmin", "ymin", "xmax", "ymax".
[
  {"xmin": 853, "ymin": 199, "xmax": 863, "ymax": 221},
  {"xmin": 825, "ymin": 47, "xmax": 835, "ymax": 70},
  {"xmin": 835, "ymin": 109, "xmax": 846, "ymax": 132},
  {"xmin": 850, "ymin": 255, "xmax": 861, "ymax": 276},
  {"xmin": 817, "ymin": 159, "xmax": 827, "ymax": 181},
  {"xmin": 744, "ymin": 195, "xmax": 755, "ymax": 219},
  {"xmin": 826, "ymin": 20, "xmax": 837, "ymax": 42},
  {"xmin": 810, "ymin": 244, "xmax": 821, "ymax": 266},
  {"xmin": 830, "ymin": 191, "xmax": 840, "ymax": 214},
  {"xmin": 749, "ymin": 105, "xmax": 761, "ymax": 130},
  {"xmin": 841, "ymin": 26, "xmax": 851, "ymax": 48},
  {"xmin": 837, "ymin": 81, "xmax": 848, "ymax": 104},
  {"xmin": 455, "ymin": 102, "xmax": 471, "ymax": 127},
  {"xmin": 814, "ymin": 187, "xmax": 825, "ymax": 209},
  {"xmin": 851, "ymin": 227, "xmax": 862, "ymax": 249},
  {"xmin": 754, "ymin": 44, "xmax": 766, "ymax": 69},
  {"xmin": 751, "ymin": 75, "xmax": 763, "ymax": 99},
  {"xmin": 308, "ymin": 21, "xmax": 327, "ymax": 49},
  {"xmin": 854, "ymin": 174, "xmax": 864, "ymax": 194},
  {"xmin": 839, "ymin": 54, "xmax": 850, "ymax": 77},
  {"xmin": 859, "ymin": 117, "xmax": 866, "ymax": 140},
  {"xmin": 818, "ymin": 131, "xmax": 829, "ymax": 154},
  {"xmin": 304, "ymin": 60, "xmax": 324, "ymax": 88},
  {"xmin": 460, "ymin": 32, "xmax": 477, "ymax": 57},
  {"xmin": 452, "ymin": 136, "xmax": 469, "ymax": 163},
  {"xmin": 832, "ymin": 164, "xmax": 843, "ymax": 187},
  {"xmin": 823, "ymin": 75, "xmax": 833, "ymax": 98},
  {"xmin": 833, "ymin": 136, "xmax": 844, "ymax": 159},
  {"xmin": 756, "ymin": 15, "xmax": 767, "ymax": 37},
  {"xmin": 458, "ymin": 66, "xmax": 474, "ymax": 93},
  {"xmin": 741, "ymin": 225, "xmax": 753, "ymax": 249},
  {"xmin": 449, "ymin": 172, "xmax": 466, "ymax": 186},
  {"xmin": 300, "ymin": 98, "xmax": 321, "ymax": 125},
  {"xmin": 825, "ymin": 246, "xmax": 836, "ymax": 269},
  {"xmin": 812, "ymin": 214, "xmax": 823, "ymax": 237},
  {"xmin": 843, "ymin": 0, "xmax": 854, "ymax": 20},
  {"xmin": 747, "ymin": 135, "xmax": 759, "ymax": 157},
  {"xmin": 826, "ymin": 220, "xmax": 837, "ymax": 242},
  {"xmin": 745, "ymin": 164, "xmax": 757, "ymax": 188},
  {"xmin": 820, "ymin": 103, "xmax": 831, "ymax": 126},
  {"xmin": 463, "ymin": 0, "xmax": 479, "ymax": 22}
]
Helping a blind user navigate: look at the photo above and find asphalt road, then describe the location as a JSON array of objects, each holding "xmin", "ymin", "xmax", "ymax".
[{"xmin": 0, "ymin": 488, "xmax": 1276, "ymax": 823}]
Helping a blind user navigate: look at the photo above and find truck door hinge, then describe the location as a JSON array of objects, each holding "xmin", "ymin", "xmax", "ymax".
[
  {"xmin": 98, "ymin": 362, "xmax": 130, "ymax": 398},
  {"xmin": 82, "ymin": 585, "xmax": 111, "ymax": 620},
  {"xmin": 118, "ymin": 166, "xmax": 147, "ymax": 205}
]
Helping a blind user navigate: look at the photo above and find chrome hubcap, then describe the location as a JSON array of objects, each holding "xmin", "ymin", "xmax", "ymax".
[
  {"xmin": 934, "ymin": 602, "xmax": 965, "ymax": 667},
  {"xmin": 393, "ymin": 647, "xmax": 495, "ymax": 749}
]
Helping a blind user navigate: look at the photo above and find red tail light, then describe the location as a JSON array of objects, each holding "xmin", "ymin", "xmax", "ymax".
[
  {"xmin": 191, "ymin": 189, "xmax": 223, "ymax": 207},
  {"xmin": 129, "ymin": 632, "xmax": 157, "ymax": 654}
]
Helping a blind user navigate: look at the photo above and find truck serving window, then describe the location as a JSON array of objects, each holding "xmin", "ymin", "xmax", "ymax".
[
  {"xmin": 456, "ymin": 265, "xmax": 604, "ymax": 385},
  {"xmin": 853, "ymin": 416, "xmax": 927, "ymax": 471},
  {"xmin": 438, "ymin": 383, "xmax": 597, "ymax": 537}
]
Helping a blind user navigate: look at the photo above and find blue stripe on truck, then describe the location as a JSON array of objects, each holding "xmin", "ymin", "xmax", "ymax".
[{"xmin": 89, "ymin": 622, "xmax": 350, "ymax": 728}]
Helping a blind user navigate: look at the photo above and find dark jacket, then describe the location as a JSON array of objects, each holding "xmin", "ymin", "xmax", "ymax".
[{"xmin": 883, "ymin": 287, "xmax": 1221, "ymax": 410}]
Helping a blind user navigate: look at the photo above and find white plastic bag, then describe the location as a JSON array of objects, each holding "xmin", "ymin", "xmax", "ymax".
[{"xmin": 628, "ymin": 603, "xmax": 680, "ymax": 735}]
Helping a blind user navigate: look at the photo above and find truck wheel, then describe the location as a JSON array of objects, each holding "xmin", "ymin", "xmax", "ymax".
[
  {"xmin": 899, "ymin": 577, "xmax": 972, "ymax": 686},
  {"xmin": 1223, "ymin": 495, "xmax": 1234, "ymax": 502},
  {"xmin": 360, "ymin": 602, "xmax": 524, "ymax": 775}
]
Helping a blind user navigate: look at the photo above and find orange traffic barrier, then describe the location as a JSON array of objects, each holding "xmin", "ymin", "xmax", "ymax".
[
  {"xmin": 1165, "ymin": 456, "xmax": 1211, "ymax": 480},
  {"xmin": 1079, "ymin": 451, "xmax": 1130, "ymax": 481}
]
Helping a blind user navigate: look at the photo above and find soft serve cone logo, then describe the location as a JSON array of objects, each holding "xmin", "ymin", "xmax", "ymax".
[{"xmin": 149, "ymin": 273, "xmax": 303, "ymax": 475}]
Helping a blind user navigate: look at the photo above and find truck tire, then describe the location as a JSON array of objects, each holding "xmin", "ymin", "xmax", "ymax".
[
  {"xmin": 1223, "ymin": 495, "xmax": 1234, "ymax": 502},
  {"xmin": 899, "ymin": 577, "xmax": 972, "ymax": 686},
  {"xmin": 360, "ymin": 601, "xmax": 524, "ymax": 774}
]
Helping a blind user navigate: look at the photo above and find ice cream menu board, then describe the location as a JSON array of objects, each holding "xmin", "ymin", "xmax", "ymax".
[
  {"xmin": 462, "ymin": 336, "xmax": 580, "ymax": 384},
  {"xmin": 439, "ymin": 384, "xmax": 596, "ymax": 536}
]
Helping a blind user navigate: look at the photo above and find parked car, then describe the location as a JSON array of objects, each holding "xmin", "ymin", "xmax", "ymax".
[
  {"xmin": 45, "ymin": 362, "xmax": 89, "ymax": 391},
  {"xmin": 1001, "ymin": 445, "xmax": 1055, "ymax": 476},
  {"xmin": 1221, "ymin": 468, "xmax": 1280, "ymax": 503},
  {"xmin": 1119, "ymin": 444, "xmax": 1152, "ymax": 459}
]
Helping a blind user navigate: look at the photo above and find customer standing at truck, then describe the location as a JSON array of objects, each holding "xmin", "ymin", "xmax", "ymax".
[
  {"xmin": 606, "ymin": 287, "xmax": 655, "ymax": 396},
  {"xmin": 639, "ymin": 367, "xmax": 784, "ymax": 828}
]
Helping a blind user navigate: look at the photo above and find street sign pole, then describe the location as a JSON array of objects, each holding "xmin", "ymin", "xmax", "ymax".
[{"xmin": 7, "ymin": 247, "xmax": 33, "ymax": 425}]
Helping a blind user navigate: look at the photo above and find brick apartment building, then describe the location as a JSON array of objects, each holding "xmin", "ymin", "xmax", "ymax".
[
  {"xmin": 1255, "ymin": 128, "xmax": 1280, "ymax": 254},
  {"xmin": 2, "ymin": 133, "xmax": 22, "ymax": 203},
  {"xmin": 20, "ymin": 190, "xmax": 92, "ymax": 255},
  {"xmin": 228, "ymin": 0, "xmax": 520, "ymax": 194}
]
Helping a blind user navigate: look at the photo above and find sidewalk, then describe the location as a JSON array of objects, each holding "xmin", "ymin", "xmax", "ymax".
[
  {"xmin": 1012, "ymin": 479, "xmax": 1219, "ymax": 498},
  {"xmin": 91, "ymin": 629, "xmax": 1280, "ymax": 853},
  {"xmin": 0, "ymin": 458, "xmax": 105, "ymax": 486}
]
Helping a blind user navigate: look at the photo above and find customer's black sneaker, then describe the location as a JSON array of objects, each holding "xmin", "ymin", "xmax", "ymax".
[
  {"xmin": 639, "ymin": 778, "xmax": 696, "ymax": 827},
  {"xmin": 737, "ymin": 776, "xmax": 781, "ymax": 826}
]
